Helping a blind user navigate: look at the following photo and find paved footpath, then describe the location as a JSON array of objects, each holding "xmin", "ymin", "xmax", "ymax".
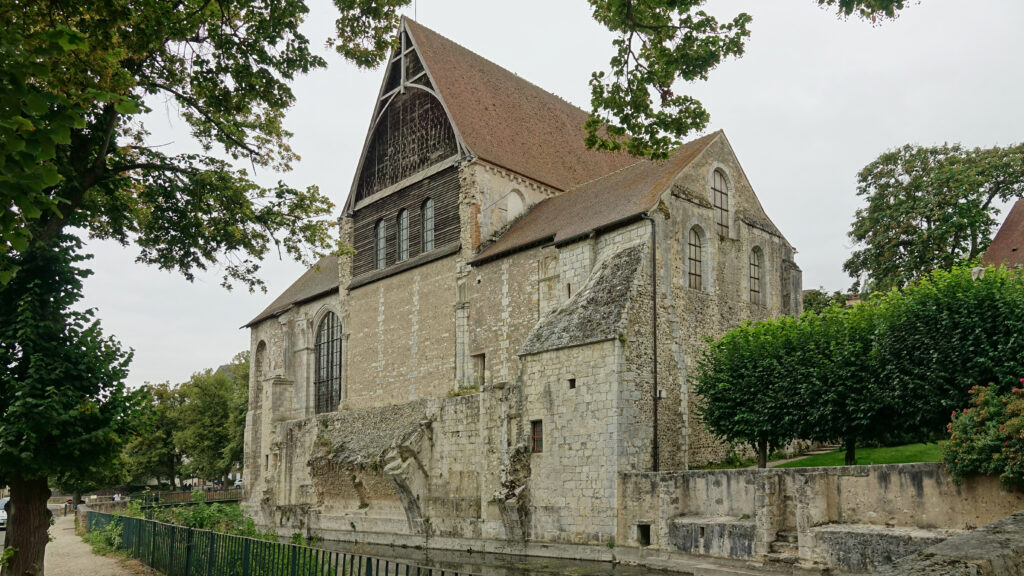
[{"xmin": 46, "ymin": 514, "xmax": 149, "ymax": 576}]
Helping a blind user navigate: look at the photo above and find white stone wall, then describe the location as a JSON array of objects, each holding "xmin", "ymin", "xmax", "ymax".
[{"xmin": 521, "ymin": 339, "xmax": 621, "ymax": 544}]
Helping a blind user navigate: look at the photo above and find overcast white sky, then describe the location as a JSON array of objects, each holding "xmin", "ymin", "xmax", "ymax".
[{"xmin": 80, "ymin": 0, "xmax": 1024, "ymax": 387}]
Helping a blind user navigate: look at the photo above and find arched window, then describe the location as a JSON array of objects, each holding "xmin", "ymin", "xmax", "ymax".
[
  {"xmin": 749, "ymin": 247, "xmax": 762, "ymax": 305},
  {"xmin": 422, "ymin": 198, "xmax": 435, "ymax": 252},
  {"xmin": 688, "ymin": 227, "xmax": 703, "ymax": 290},
  {"xmin": 712, "ymin": 169, "xmax": 729, "ymax": 237},
  {"xmin": 315, "ymin": 312, "xmax": 342, "ymax": 414},
  {"xmin": 375, "ymin": 220, "xmax": 387, "ymax": 269},
  {"xmin": 397, "ymin": 209, "xmax": 409, "ymax": 261}
]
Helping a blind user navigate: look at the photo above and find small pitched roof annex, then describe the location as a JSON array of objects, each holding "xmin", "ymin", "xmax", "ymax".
[
  {"xmin": 472, "ymin": 132, "xmax": 720, "ymax": 264},
  {"xmin": 402, "ymin": 19, "xmax": 635, "ymax": 192},
  {"xmin": 982, "ymin": 199, "xmax": 1024, "ymax": 268},
  {"xmin": 244, "ymin": 255, "xmax": 339, "ymax": 328}
]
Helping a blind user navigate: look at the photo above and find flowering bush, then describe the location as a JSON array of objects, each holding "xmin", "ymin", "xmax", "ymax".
[{"xmin": 942, "ymin": 382, "xmax": 1024, "ymax": 489}]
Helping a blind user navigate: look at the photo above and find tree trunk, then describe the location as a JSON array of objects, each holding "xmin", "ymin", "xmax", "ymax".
[
  {"xmin": 756, "ymin": 440, "xmax": 768, "ymax": 468},
  {"xmin": 844, "ymin": 437, "xmax": 857, "ymax": 466},
  {"xmin": 1, "ymin": 475, "xmax": 52, "ymax": 576}
]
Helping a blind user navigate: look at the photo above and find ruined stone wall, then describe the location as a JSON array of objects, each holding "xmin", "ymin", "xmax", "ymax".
[
  {"xmin": 245, "ymin": 291, "xmax": 343, "ymax": 510},
  {"xmin": 618, "ymin": 463, "xmax": 1024, "ymax": 572},
  {"xmin": 342, "ymin": 254, "xmax": 458, "ymax": 409}
]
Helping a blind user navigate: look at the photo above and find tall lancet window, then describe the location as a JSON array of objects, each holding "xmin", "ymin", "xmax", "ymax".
[
  {"xmin": 398, "ymin": 209, "xmax": 410, "ymax": 261},
  {"xmin": 688, "ymin": 227, "xmax": 703, "ymax": 290},
  {"xmin": 712, "ymin": 169, "xmax": 729, "ymax": 237},
  {"xmin": 422, "ymin": 198, "xmax": 435, "ymax": 252},
  {"xmin": 749, "ymin": 247, "xmax": 762, "ymax": 305},
  {"xmin": 375, "ymin": 220, "xmax": 387, "ymax": 269},
  {"xmin": 315, "ymin": 312, "xmax": 342, "ymax": 414}
]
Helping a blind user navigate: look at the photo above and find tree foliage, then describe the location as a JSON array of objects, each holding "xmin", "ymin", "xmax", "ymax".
[
  {"xmin": 802, "ymin": 287, "xmax": 850, "ymax": 315},
  {"xmin": 0, "ymin": 0, "xmax": 338, "ymax": 288},
  {"xmin": 122, "ymin": 383, "xmax": 185, "ymax": 487},
  {"xmin": 943, "ymin": 384, "xmax": 1024, "ymax": 490},
  {"xmin": 0, "ymin": 236, "xmax": 142, "ymax": 575},
  {"xmin": 695, "ymin": 266, "xmax": 1024, "ymax": 467},
  {"xmin": 844, "ymin": 143, "xmax": 1024, "ymax": 293},
  {"xmin": 174, "ymin": 354, "xmax": 249, "ymax": 483},
  {"xmin": 694, "ymin": 316, "xmax": 811, "ymax": 466}
]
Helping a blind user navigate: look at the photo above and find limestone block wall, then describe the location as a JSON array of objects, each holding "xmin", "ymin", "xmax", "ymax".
[
  {"xmin": 520, "ymin": 339, "xmax": 622, "ymax": 544},
  {"xmin": 468, "ymin": 248, "xmax": 543, "ymax": 389},
  {"xmin": 470, "ymin": 162, "xmax": 554, "ymax": 248},
  {"xmin": 342, "ymin": 254, "xmax": 458, "ymax": 408}
]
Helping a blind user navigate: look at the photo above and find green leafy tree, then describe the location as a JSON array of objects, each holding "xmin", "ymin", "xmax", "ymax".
[
  {"xmin": 694, "ymin": 316, "xmax": 810, "ymax": 467},
  {"xmin": 802, "ymin": 288, "xmax": 850, "ymax": 315},
  {"xmin": 175, "ymin": 354, "xmax": 249, "ymax": 483},
  {"xmin": 0, "ymin": 1, "xmax": 338, "ymax": 288},
  {"xmin": 876, "ymin": 266, "xmax": 1024, "ymax": 438},
  {"xmin": 844, "ymin": 143, "xmax": 1024, "ymax": 293},
  {"xmin": 0, "ymin": 236, "xmax": 141, "ymax": 576},
  {"xmin": 797, "ymin": 304, "xmax": 889, "ymax": 464},
  {"xmin": 943, "ymin": 384, "xmax": 1024, "ymax": 489},
  {"xmin": 122, "ymin": 383, "xmax": 185, "ymax": 488}
]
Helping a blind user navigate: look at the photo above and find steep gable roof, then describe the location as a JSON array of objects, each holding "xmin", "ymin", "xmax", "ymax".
[
  {"xmin": 472, "ymin": 132, "xmax": 720, "ymax": 264},
  {"xmin": 244, "ymin": 255, "xmax": 339, "ymax": 328},
  {"xmin": 401, "ymin": 19, "xmax": 635, "ymax": 192},
  {"xmin": 982, "ymin": 199, "xmax": 1024, "ymax": 267}
]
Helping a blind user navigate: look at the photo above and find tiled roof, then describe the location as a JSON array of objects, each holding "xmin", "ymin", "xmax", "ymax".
[
  {"xmin": 472, "ymin": 132, "xmax": 719, "ymax": 264},
  {"xmin": 406, "ymin": 19, "xmax": 635, "ymax": 192},
  {"xmin": 983, "ymin": 199, "xmax": 1024, "ymax": 267},
  {"xmin": 244, "ymin": 255, "xmax": 339, "ymax": 327}
]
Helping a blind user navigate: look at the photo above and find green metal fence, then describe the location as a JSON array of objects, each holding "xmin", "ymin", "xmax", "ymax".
[{"xmin": 86, "ymin": 512, "xmax": 480, "ymax": 576}]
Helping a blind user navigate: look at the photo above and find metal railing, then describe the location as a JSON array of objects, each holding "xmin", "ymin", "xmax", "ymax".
[{"xmin": 86, "ymin": 512, "xmax": 480, "ymax": 576}]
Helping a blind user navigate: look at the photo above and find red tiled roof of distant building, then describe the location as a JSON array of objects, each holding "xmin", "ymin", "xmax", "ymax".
[{"xmin": 983, "ymin": 199, "xmax": 1024, "ymax": 268}]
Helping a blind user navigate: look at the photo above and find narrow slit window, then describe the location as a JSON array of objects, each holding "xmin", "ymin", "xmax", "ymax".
[
  {"xmin": 749, "ymin": 248, "xmax": 762, "ymax": 305},
  {"xmin": 375, "ymin": 220, "xmax": 387, "ymax": 269},
  {"xmin": 530, "ymin": 420, "xmax": 543, "ymax": 453},
  {"xmin": 712, "ymin": 170, "xmax": 729, "ymax": 237},
  {"xmin": 568, "ymin": 378, "xmax": 576, "ymax": 390},
  {"xmin": 688, "ymin": 227, "xmax": 703, "ymax": 290},
  {"xmin": 422, "ymin": 198, "xmax": 435, "ymax": 252},
  {"xmin": 398, "ymin": 209, "xmax": 409, "ymax": 261}
]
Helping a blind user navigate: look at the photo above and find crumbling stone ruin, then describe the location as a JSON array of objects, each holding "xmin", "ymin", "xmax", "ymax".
[{"xmin": 242, "ymin": 16, "xmax": 802, "ymax": 560}]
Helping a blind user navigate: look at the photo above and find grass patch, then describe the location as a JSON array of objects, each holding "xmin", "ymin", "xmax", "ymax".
[{"xmin": 776, "ymin": 443, "xmax": 942, "ymax": 468}]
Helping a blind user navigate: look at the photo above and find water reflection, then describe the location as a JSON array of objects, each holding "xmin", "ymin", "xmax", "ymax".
[{"xmin": 316, "ymin": 539, "xmax": 685, "ymax": 575}]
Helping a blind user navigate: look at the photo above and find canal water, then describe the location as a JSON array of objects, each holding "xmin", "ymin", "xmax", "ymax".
[{"xmin": 317, "ymin": 539, "xmax": 689, "ymax": 576}]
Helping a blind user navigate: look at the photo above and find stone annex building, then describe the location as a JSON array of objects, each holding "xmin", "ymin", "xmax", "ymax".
[{"xmin": 242, "ymin": 19, "xmax": 802, "ymax": 551}]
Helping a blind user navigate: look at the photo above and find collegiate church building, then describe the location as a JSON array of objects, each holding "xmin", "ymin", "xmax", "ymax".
[{"xmin": 242, "ymin": 19, "xmax": 802, "ymax": 548}]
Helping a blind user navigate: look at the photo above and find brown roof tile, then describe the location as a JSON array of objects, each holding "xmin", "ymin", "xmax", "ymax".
[
  {"xmin": 406, "ymin": 19, "xmax": 635, "ymax": 191},
  {"xmin": 244, "ymin": 255, "xmax": 339, "ymax": 327},
  {"xmin": 983, "ymin": 199, "xmax": 1024, "ymax": 267},
  {"xmin": 472, "ymin": 132, "xmax": 719, "ymax": 264}
]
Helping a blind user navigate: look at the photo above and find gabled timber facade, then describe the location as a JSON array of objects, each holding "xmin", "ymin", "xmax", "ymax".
[{"xmin": 242, "ymin": 18, "xmax": 802, "ymax": 556}]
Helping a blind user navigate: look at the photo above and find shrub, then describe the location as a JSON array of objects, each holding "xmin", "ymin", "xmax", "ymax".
[
  {"xmin": 943, "ymin": 384, "xmax": 1024, "ymax": 489},
  {"xmin": 82, "ymin": 518, "xmax": 123, "ymax": 555}
]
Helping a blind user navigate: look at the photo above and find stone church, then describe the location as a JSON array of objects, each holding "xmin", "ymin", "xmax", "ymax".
[{"xmin": 242, "ymin": 18, "xmax": 802, "ymax": 550}]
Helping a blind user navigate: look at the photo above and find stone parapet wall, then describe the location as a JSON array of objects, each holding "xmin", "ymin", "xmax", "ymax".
[{"xmin": 619, "ymin": 463, "xmax": 1024, "ymax": 572}]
